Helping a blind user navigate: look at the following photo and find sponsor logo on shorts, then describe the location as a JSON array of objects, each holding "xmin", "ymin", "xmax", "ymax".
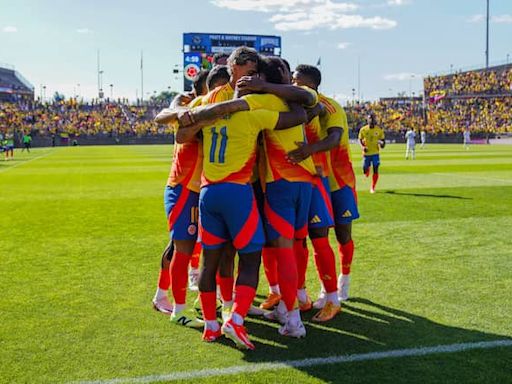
[
  {"xmin": 188, "ymin": 224, "xmax": 197, "ymax": 235},
  {"xmin": 310, "ymin": 215, "xmax": 322, "ymax": 224},
  {"xmin": 342, "ymin": 210, "xmax": 352, "ymax": 218}
]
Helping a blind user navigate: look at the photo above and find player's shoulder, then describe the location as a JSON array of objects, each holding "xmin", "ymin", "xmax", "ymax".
[
  {"xmin": 319, "ymin": 93, "xmax": 342, "ymax": 114},
  {"xmin": 204, "ymin": 83, "xmax": 232, "ymax": 104}
]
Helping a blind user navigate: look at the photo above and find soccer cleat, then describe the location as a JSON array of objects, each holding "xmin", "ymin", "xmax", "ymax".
[
  {"xmin": 312, "ymin": 301, "xmax": 341, "ymax": 322},
  {"xmin": 170, "ymin": 310, "xmax": 204, "ymax": 328},
  {"xmin": 202, "ymin": 327, "xmax": 222, "ymax": 342},
  {"xmin": 278, "ymin": 320, "xmax": 306, "ymax": 338},
  {"xmin": 299, "ymin": 296, "xmax": 313, "ymax": 312},
  {"xmin": 259, "ymin": 292, "xmax": 281, "ymax": 310},
  {"xmin": 221, "ymin": 319, "xmax": 255, "ymax": 350},
  {"xmin": 370, "ymin": 187, "xmax": 375, "ymax": 194},
  {"xmin": 263, "ymin": 307, "xmax": 288, "ymax": 324},
  {"xmin": 188, "ymin": 268, "xmax": 199, "ymax": 291},
  {"xmin": 248, "ymin": 305, "xmax": 266, "ymax": 316},
  {"xmin": 313, "ymin": 290, "xmax": 327, "ymax": 310},
  {"xmin": 338, "ymin": 274, "xmax": 351, "ymax": 301},
  {"xmin": 152, "ymin": 296, "xmax": 173, "ymax": 315}
]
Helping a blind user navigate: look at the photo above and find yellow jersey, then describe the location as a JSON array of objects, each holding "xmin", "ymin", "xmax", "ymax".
[
  {"xmin": 244, "ymin": 93, "xmax": 316, "ymax": 183},
  {"xmin": 319, "ymin": 93, "xmax": 355, "ymax": 191},
  {"xmin": 358, "ymin": 125, "xmax": 385, "ymax": 156},
  {"xmin": 201, "ymin": 109, "xmax": 280, "ymax": 185},
  {"xmin": 202, "ymin": 82, "xmax": 234, "ymax": 105}
]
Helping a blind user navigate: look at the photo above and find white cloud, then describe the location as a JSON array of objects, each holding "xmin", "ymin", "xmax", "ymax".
[
  {"xmin": 211, "ymin": 0, "xmax": 396, "ymax": 31},
  {"xmin": 493, "ymin": 14, "xmax": 512, "ymax": 24},
  {"xmin": 467, "ymin": 14, "xmax": 484, "ymax": 23},
  {"xmin": 76, "ymin": 28, "xmax": 93, "ymax": 34},
  {"xmin": 383, "ymin": 72, "xmax": 420, "ymax": 81},
  {"xmin": 387, "ymin": 0, "xmax": 409, "ymax": 6},
  {"xmin": 467, "ymin": 14, "xmax": 512, "ymax": 24},
  {"xmin": 2, "ymin": 26, "xmax": 18, "ymax": 33},
  {"xmin": 337, "ymin": 42, "xmax": 351, "ymax": 49}
]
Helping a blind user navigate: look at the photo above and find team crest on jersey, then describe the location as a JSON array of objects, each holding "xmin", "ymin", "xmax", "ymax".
[{"xmin": 188, "ymin": 224, "xmax": 197, "ymax": 235}]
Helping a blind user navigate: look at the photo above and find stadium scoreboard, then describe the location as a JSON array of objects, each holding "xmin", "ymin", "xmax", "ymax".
[{"xmin": 182, "ymin": 32, "xmax": 282, "ymax": 91}]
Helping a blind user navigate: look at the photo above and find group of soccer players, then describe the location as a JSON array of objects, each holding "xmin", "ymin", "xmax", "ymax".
[{"xmin": 150, "ymin": 47, "xmax": 385, "ymax": 350}]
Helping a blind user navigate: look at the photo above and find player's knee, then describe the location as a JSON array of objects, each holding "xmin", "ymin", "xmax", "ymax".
[
  {"xmin": 237, "ymin": 251, "xmax": 261, "ymax": 288},
  {"xmin": 373, "ymin": 165, "xmax": 379, "ymax": 174},
  {"xmin": 335, "ymin": 224, "xmax": 352, "ymax": 244},
  {"xmin": 309, "ymin": 226, "xmax": 328, "ymax": 239}
]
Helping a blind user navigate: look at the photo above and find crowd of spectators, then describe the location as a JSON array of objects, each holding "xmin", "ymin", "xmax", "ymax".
[
  {"xmin": 424, "ymin": 66, "xmax": 512, "ymax": 97},
  {"xmin": 0, "ymin": 98, "xmax": 169, "ymax": 139}
]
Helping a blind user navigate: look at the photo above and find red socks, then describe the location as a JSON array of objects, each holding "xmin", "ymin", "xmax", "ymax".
[
  {"xmin": 276, "ymin": 247, "xmax": 298, "ymax": 311},
  {"xmin": 232, "ymin": 285, "xmax": 256, "ymax": 318},
  {"xmin": 190, "ymin": 242, "xmax": 201, "ymax": 269},
  {"xmin": 294, "ymin": 239, "xmax": 309, "ymax": 289},
  {"xmin": 157, "ymin": 267, "xmax": 171, "ymax": 290},
  {"xmin": 217, "ymin": 275, "xmax": 234, "ymax": 303},
  {"xmin": 372, "ymin": 173, "xmax": 379, "ymax": 189},
  {"xmin": 339, "ymin": 240, "xmax": 354, "ymax": 275},
  {"xmin": 199, "ymin": 291, "xmax": 217, "ymax": 321},
  {"xmin": 262, "ymin": 247, "xmax": 279, "ymax": 287},
  {"xmin": 170, "ymin": 251, "xmax": 191, "ymax": 305},
  {"xmin": 311, "ymin": 237, "xmax": 337, "ymax": 293}
]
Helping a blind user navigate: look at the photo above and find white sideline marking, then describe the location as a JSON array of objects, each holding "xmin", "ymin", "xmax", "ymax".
[
  {"xmin": 72, "ymin": 339, "xmax": 512, "ymax": 384},
  {"xmin": 0, "ymin": 149, "xmax": 54, "ymax": 173}
]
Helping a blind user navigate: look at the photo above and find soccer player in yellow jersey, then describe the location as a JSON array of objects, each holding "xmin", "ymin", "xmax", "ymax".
[
  {"xmin": 288, "ymin": 65, "xmax": 342, "ymax": 322},
  {"xmin": 174, "ymin": 99, "xmax": 308, "ymax": 350},
  {"xmin": 358, "ymin": 113, "xmax": 385, "ymax": 193}
]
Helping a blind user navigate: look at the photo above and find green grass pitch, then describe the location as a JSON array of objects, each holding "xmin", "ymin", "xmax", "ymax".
[{"xmin": 1, "ymin": 143, "xmax": 511, "ymax": 383}]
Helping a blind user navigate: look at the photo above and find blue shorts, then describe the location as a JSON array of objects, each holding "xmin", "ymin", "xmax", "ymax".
[
  {"xmin": 363, "ymin": 154, "xmax": 380, "ymax": 171},
  {"xmin": 264, "ymin": 179, "xmax": 312, "ymax": 240},
  {"xmin": 164, "ymin": 185, "xmax": 199, "ymax": 241},
  {"xmin": 331, "ymin": 186, "xmax": 360, "ymax": 224},
  {"xmin": 309, "ymin": 177, "xmax": 334, "ymax": 229},
  {"xmin": 199, "ymin": 183, "xmax": 264, "ymax": 254}
]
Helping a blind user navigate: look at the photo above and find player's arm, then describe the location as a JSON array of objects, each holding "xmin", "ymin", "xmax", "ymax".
[
  {"xmin": 358, "ymin": 130, "xmax": 368, "ymax": 152},
  {"xmin": 174, "ymin": 100, "xmax": 250, "ymax": 144},
  {"xmin": 379, "ymin": 129, "xmax": 386, "ymax": 148},
  {"xmin": 236, "ymin": 76, "xmax": 316, "ymax": 106},
  {"xmin": 306, "ymin": 102, "xmax": 326, "ymax": 122},
  {"xmin": 286, "ymin": 127, "xmax": 342, "ymax": 163},
  {"xmin": 274, "ymin": 102, "xmax": 308, "ymax": 130}
]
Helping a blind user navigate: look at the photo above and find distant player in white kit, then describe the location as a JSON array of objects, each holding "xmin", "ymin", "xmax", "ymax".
[
  {"xmin": 463, "ymin": 128, "xmax": 471, "ymax": 150},
  {"xmin": 405, "ymin": 127, "xmax": 416, "ymax": 160},
  {"xmin": 420, "ymin": 130, "xmax": 426, "ymax": 148}
]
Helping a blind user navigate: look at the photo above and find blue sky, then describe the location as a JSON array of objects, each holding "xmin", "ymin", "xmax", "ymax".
[{"xmin": 1, "ymin": 0, "xmax": 511, "ymax": 102}]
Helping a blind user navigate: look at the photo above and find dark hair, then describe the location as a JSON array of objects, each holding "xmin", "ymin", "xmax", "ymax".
[
  {"xmin": 192, "ymin": 69, "xmax": 210, "ymax": 96},
  {"xmin": 227, "ymin": 46, "xmax": 260, "ymax": 67},
  {"xmin": 281, "ymin": 58, "xmax": 291, "ymax": 73},
  {"xmin": 260, "ymin": 57, "xmax": 287, "ymax": 84},
  {"xmin": 213, "ymin": 53, "xmax": 229, "ymax": 65},
  {"xmin": 206, "ymin": 65, "xmax": 230, "ymax": 90},
  {"xmin": 295, "ymin": 64, "xmax": 321, "ymax": 87}
]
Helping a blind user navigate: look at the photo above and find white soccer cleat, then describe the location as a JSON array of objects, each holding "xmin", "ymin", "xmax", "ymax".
[
  {"xmin": 370, "ymin": 187, "xmax": 375, "ymax": 194},
  {"xmin": 338, "ymin": 274, "xmax": 350, "ymax": 301},
  {"xmin": 248, "ymin": 305, "xmax": 266, "ymax": 316},
  {"xmin": 278, "ymin": 320, "xmax": 306, "ymax": 338},
  {"xmin": 188, "ymin": 268, "xmax": 199, "ymax": 291},
  {"xmin": 313, "ymin": 289, "xmax": 327, "ymax": 309},
  {"xmin": 152, "ymin": 296, "xmax": 173, "ymax": 315},
  {"xmin": 264, "ymin": 307, "xmax": 288, "ymax": 325}
]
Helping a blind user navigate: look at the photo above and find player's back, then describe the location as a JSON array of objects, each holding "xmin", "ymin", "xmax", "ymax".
[
  {"xmin": 201, "ymin": 108, "xmax": 279, "ymax": 186},
  {"xmin": 244, "ymin": 93, "xmax": 316, "ymax": 183}
]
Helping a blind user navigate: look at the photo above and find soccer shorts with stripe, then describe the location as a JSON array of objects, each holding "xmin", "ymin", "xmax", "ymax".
[
  {"xmin": 263, "ymin": 179, "xmax": 312, "ymax": 241},
  {"xmin": 363, "ymin": 154, "xmax": 380, "ymax": 171},
  {"xmin": 199, "ymin": 183, "xmax": 265, "ymax": 253},
  {"xmin": 331, "ymin": 185, "xmax": 360, "ymax": 224},
  {"xmin": 308, "ymin": 176, "xmax": 334, "ymax": 229},
  {"xmin": 164, "ymin": 185, "xmax": 199, "ymax": 241}
]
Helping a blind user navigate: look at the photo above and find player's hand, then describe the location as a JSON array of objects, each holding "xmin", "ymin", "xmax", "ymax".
[
  {"xmin": 154, "ymin": 108, "xmax": 178, "ymax": 124},
  {"xmin": 177, "ymin": 109, "xmax": 194, "ymax": 127},
  {"xmin": 236, "ymin": 76, "xmax": 266, "ymax": 92},
  {"xmin": 287, "ymin": 141, "xmax": 313, "ymax": 163},
  {"xmin": 363, "ymin": 146, "xmax": 368, "ymax": 153},
  {"xmin": 378, "ymin": 139, "xmax": 386, "ymax": 148}
]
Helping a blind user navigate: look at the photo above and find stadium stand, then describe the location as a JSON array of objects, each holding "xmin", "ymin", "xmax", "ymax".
[{"xmin": 0, "ymin": 64, "xmax": 34, "ymax": 102}]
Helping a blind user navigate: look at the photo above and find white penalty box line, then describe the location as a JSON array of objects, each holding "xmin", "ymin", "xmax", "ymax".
[{"xmin": 73, "ymin": 339, "xmax": 512, "ymax": 384}]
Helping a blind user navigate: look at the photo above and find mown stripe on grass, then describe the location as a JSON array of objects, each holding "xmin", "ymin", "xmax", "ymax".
[{"xmin": 71, "ymin": 339, "xmax": 512, "ymax": 384}]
